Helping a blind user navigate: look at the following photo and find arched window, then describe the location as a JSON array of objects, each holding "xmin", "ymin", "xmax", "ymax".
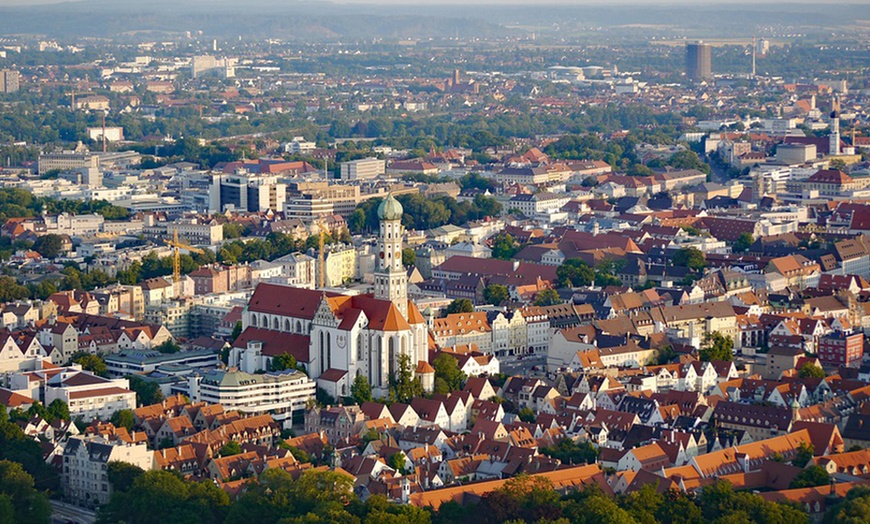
[
  {"xmin": 284, "ymin": 319, "xmax": 291, "ymax": 331},
  {"xmin": 296, "ymin": 320, "xmax": 302, "ymax": 333},
  {"xmin": 389, "ymin": 337, "xmax": 396, "ymax": 378},
  {"xmin": 261, "ymin": 315, "xmax": 268, "ymax": 327},
  {"xmin": 251, "ymin": 315, "xmax": 257, "ymax": 327},
  {"xmin": 327, "ymin": 333, "xmax": 332, "ymax": 370},
  {"xmin": 272, "ymin": 317, "xmax": 279, "ymax": 330},
  {"xmin": 319, "ymin": 331, "xmax": 325, "ymax": 373}
]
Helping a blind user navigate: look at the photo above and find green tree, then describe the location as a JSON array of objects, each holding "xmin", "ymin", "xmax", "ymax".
[
  {"xmin": 154, "ymin": 339, "xmax": 181, "ymax": 354},
  {"xmin": 792, "ymin": 441, "xmax": 815, "ymax": 469},
  {"xmin": 46, "ymin": 398, "xmax": 70, "ymax": 422},
  {"xmin": 350, "ymin": 374, "xmax": 373, "ymax": 405},
  {"xmin": 533, "ymin": 288, "xmax": 561, "ymax": 306},
  {"xmin": 127, "ymin": 375, "xmax": 164, "ymax": 406},
  {"xmin": 32, "ymin": 233, "xmax": 64, "ymax": 258},
  {"xmin": 390, "ymin": 353, "xmax": 424, "ymax": 403},
  {"xmin": 824, "ymin": 486, "xmax": 870, "ymax": 523},
  {"xmin": 111, "ymin": 409, "xmax": 135, "ymax": 432},
  {"xmin": 70, "ymin": 352, "xmax": 108, "ymax": 376},
  {"xmin": 98, "ymin": 469, "xmax": 230, "ymax": 524},
  {"xmin": 673, "ymin": 247, "xmax": 707, "ymax": 271},
  {"xmin": 445, "ymin": 298, "xmax": 474, "ymax": 315},
  {"xmin": 799, "ymin": 362, "xmax": 825, "ymax": 379},
  {"xmin": 388, "ymin": 452, "xmax": 406, "ymax": 474},
  {"xmin": 790, "ymin": 465, "xmax": 830, "ymax": 488},
  {"xmin": 733, "ymin": 232, "xmax": 754, "ymax": 253},
  {"xmin": 219, "ymin": 441, "xmax": 242, "ymax": 457},
  {"xmin": 402, "ymin": 248, "xmax": 416, "ymax": 267},
  {"xmin": 699, "ymin": 332, "xmax": 734, "ymax": 362},
  {"xmin": 348, "ymin": 208, "xmax": 367, "ymax": 234},
  {"xmin": 491, "ymin": 233, "xmax": 521, "ymax": 260},
  {"xmin": 433, "ymin": 353, "xmax": 466, "ymax": 393},
  {"xmin": 230, "ymin": 321, "xmax": 243, "ymax": 341},
  {"xmin": 222, "ymin": 222, "xmax": 245, "ymax": 239},
  {"xmin": 556, "ymin": 258, "xmax": 595, "ymax": 288},
  {"xmin": 483, "ymin": 283, "xmax": 510, "ymax": 306},
  {"xmin": 539, "ymin": 438, "xmax": 599, "ymax": 465},
  {"xmin": 269, "ymin": 353, "xmax": 299, "ymax": 372},
  {"xmin": 0, "ymin": 460, "xmax": 51, "ymax": 524},
  {"xmin": 518, "ymin": 407, "xmax": 536, "ymax": 423},
  {"xmin": 107, "ymin": 461, "xmax": 145, "ymax": 493}
]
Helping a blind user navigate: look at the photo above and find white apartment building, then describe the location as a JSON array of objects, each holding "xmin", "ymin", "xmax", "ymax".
[
  {"xmin": 63, "ymin": 436, "xmax": 154, "ymax": 507},
  {"xmin": 508, "ymin": 192, "xmax": 570, "ymax": 217},
  {"xmin": 13, "ymin": 367, "xmax": 137, "ymax": 422},
  {"xmin": 272, "ymin": 252, "xmax": 316, "ymax": 289},
  {"xmin": 188, "ymin": 368, "xmax": 315, "ymax": 426},
  {"xmin": 283, "ymin": 136, "xmax": 316, "ymax": 154},
  {"xmin": 340, "ymin": 158, "xmax": 386, "ymax": 180}
]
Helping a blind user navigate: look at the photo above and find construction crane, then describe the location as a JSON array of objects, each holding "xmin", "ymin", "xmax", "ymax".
[
  {"xmin": 164, "ymin": 228, "xmax": 204, "ymax": 295},
  {"xmin": 68, "ymin": 91, "xmax": 92, "ymax": 110}
]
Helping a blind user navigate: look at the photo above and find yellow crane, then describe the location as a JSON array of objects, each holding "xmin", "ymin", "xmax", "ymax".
[{"xmin": 164, "ymin": 228, "xmax": 204, "ymax": 294}]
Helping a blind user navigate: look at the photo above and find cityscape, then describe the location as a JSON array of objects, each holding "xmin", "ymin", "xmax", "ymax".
[{"xmin": 0, "ymin": 1, "xmax": 869, "ymax": 523}]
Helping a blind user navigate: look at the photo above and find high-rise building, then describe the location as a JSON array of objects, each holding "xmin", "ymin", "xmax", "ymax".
[
  {"xmin": 0, "ymin": 69, "xmax": 19, "ymax": 93},
  {"xmin": 686, "ymin": 43, "xmax": 712, "ymax": 81}
]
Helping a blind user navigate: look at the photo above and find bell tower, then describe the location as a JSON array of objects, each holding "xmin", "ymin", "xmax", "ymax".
[{"xmin": 374, "ymin": 194, "xmax": 408, "ymax": 317}]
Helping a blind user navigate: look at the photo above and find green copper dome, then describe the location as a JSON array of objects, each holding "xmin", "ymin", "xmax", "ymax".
[{"xmin": 378, "ymin": 194, "xmax": 403, "ymax": 221}]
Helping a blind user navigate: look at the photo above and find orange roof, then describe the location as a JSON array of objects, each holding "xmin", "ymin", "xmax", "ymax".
[{"xmin": 409, "ymin": 464, "xmax": 602, "ymax": 510}]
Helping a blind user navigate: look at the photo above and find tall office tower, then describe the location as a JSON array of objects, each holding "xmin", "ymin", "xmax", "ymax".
[
  {"xmin": 686, "ymin": 43, "xmax": 712, "ymax": 81},
  {"xmin": 0, "ymin": 69, "xmax": 20, "ymax": 93}
]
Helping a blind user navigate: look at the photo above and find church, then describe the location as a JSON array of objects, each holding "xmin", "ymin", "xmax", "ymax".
[{"xmin": 229, "ymin": 194, "xmax": 433, "ymax": 398}]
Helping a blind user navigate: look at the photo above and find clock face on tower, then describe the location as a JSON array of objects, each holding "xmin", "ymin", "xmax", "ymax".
[{"xmin": 337, "ymin": 334, "xmax": 346, "ymax": 348}]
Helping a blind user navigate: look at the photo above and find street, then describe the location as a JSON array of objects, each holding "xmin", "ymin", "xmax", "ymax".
[{"xmin": 51, "ymin": 500, "xmax": 97, "ymax": 524}]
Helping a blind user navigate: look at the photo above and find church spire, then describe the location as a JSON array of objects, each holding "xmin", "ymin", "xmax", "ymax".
[{"xmin": 374, "ymin": 194, "xmax": 408, "ymax": 317}]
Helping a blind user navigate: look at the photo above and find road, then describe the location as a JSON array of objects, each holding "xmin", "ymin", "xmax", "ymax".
[
  {"xmin": 51, "ymin": 500, "xmax": 97, "ymax": 524},
  {"xmin": 500, "ymin": 352, "xmax": 547, "ymax": 379}
]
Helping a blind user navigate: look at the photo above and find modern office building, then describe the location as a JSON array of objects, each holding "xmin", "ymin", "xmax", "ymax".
[
  {"xmin": 340, "ymin": 157, "xmax": 386, "ymax": 180},
  {"xmin": 686, "ymin": 43, "xmax": 712, "ymax": 81},
  {"xmin": 218, "ymin": 173, "xmax": 286, "ymax": 213}
]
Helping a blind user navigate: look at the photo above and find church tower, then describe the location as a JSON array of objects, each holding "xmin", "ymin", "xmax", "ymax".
[{"xmin": 374, "ymin": 194, "xmax": 408, "ymax": 318}]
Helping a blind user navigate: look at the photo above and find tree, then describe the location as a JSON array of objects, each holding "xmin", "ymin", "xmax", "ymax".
[
  {"xmin": 230, "ymin": 321, "xmax": 242, "ymax": 341},
  {"xmin": 557, "ymin": 258, "xmax": 596, "ymax": 288},
  {"xmin": 824, "ymin": 486, "xmax": 870, "ymax": 523},
  {"xmin": 518, "ymin": 407, "xmax": 536, "ymax": 423},
  {"xmin": 799, "ymin": 362, "xmax": 825, "ymax": 379},
  {"xmin": 792, "ymin": 441, "xmax": 815, "ymax": 468},
  {"xmin": 390, "ymin": 353, "xmax": 424, "ymax": 403},
  {"xmin": 540, "ymin": 438, "xmax": 599, "ymax": 465},
  {"xmin": 733, "ymin": 232, "xmax": 754, "ymax": 253},
  {"xmin": 673, "ymin": 247, "xmax": 707, "ymax": 271},
  {"xmin": 401, "ymin": 248, "xmax": 416, "ymax": 268},
  {"xmin": 445, "ymin": 298, "xmax": 474, "ymax": 315},
  {"xmin": 388, "ymin": 452, "xmax": 406, "ymax": 474},
  {"xmin": 433, "ymin": 353, "xmax": 466, "ymax": 393},
  {"xmin": 270, "ymin": 353, "xmax": 299, "ymax": 372},
  {"xmin": 98, "ymin": 469, "xmax": 230, "ymax": 524},
  {"xmin": 491, "ymin": 233, "xmax": 521, "ymax": 260},
  {"xmin": 348, "ymin": 208, "xmax": 367, "ymax": 234},
  {"xmin": 32, "ymin": 233, "xmax": 64, "ymax": 258},
  {"xmin": 111, "ymin": 409, "xmax": 135, "ymax": 431},
  {"xmin": 533, "ymin": 288, "xmax": 561, "ymax": 306},
  {"xmin": 107, "ymin": 461, "xmax": 145, "ymax": 493},
  {"xmin": 154, "ymin": 339, "xmax": 180, "ymax": 354},
  {"xmin": 350, "ymin": 374, "xmax": 373, "ymax": 405},
  {"xmin": 46, "ymin": 398, "xmax": 70, "ymax": 422},
  {"xmin": 699, "ymin": 332, "xmax": 734, "ymax": 362},
  {"xmin": 789, "ymin": 465, "xmax": 830, "ymax": 488},
  {"xmin": 0, "ymin": 460, "xmax": 51, "ymax": 524},
  {"xmin": 70, "ymin": 352, "xmax": 108, "ymax": 376},
  {"xmin": 222, "ymin": 222, "xmax": 245, "ymax": 239},
  {"xmin": 219, "ymin": 441, "xmax": 242, "ymax": 457},
  {"xmin": 127, "ymin": 375, "xmax": 164, "ymax": 406},
  {"xmin": 483, "ymin": 284, "xmax": 509, "ymax": 306}
]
